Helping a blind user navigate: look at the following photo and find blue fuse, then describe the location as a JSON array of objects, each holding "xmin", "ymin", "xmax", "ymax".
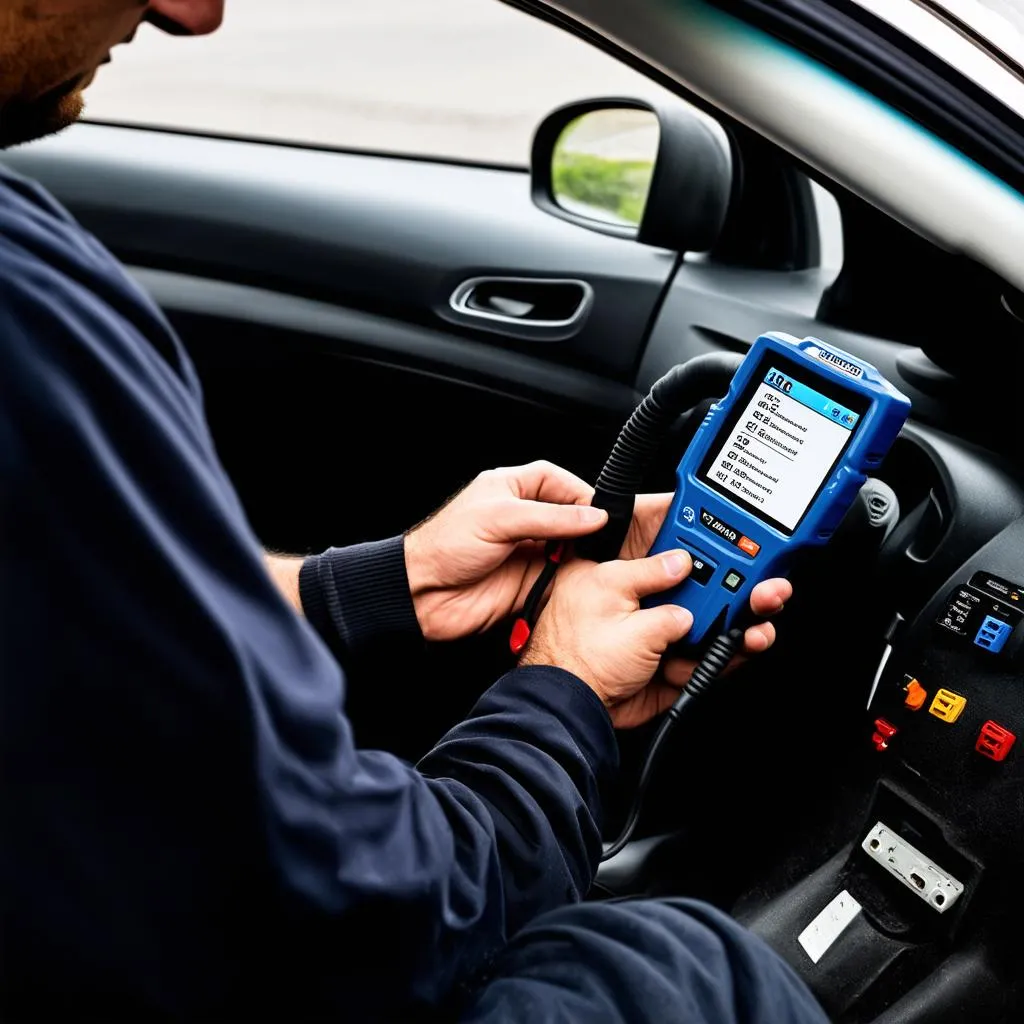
[{"xmin": 974, "ymin": 615, "xmax": 1013, "ymax": 654}]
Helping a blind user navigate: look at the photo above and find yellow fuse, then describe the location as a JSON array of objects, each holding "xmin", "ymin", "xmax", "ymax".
[{"xmin": 929, "ymin": 688, "xmax": 967, "ymax": 724}]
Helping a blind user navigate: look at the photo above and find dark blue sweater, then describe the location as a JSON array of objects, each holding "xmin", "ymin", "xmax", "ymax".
[{"xmin": 0, "ymin": 167, "xmax": 618, "ymax": 1020}]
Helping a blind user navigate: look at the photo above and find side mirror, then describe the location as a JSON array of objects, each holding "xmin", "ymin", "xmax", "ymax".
[{"xmin": 531, "ymin": 97, "xmax": 732, "ymax": 251}]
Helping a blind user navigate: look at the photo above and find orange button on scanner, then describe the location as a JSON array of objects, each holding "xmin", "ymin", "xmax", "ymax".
[{"xmin": 738, "ymin": 536, "xmax": 761, "ymax": 558}]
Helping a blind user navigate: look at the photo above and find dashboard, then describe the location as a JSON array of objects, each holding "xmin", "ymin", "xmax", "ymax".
[
  {"xmin": 731, "ymin": 420, "xmax": 1024, "ymax": 1021},
  {"xmin": 598, "ymin": 408, "xmax": 1024, "ymax": 1022}
]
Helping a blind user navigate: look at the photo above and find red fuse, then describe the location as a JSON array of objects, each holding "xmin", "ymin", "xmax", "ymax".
[
  {"xmin": 976, "ymin": 721, "xmax": 1016, "ymax": 762},
  {"xmin": 872, "ymin": 718, "xmax": 898, "ymax": 752}
]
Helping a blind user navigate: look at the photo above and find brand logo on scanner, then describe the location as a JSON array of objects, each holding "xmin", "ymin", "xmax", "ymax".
[
  {"xmin": 701, "ymin": 510, "xmax": 738, "ymax": 543},
  {"xmin": 699, "ymin": 509, "xmax": 761, "ymax": 558},
  {"xmin": 813, "ymin": 348, "xmax": 863, "ymax": 378}
]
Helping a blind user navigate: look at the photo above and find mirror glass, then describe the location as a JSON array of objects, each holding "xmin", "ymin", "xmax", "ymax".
[{"xmin": 551, "ymin": 108, "xmax": 659, "ymax": 229}]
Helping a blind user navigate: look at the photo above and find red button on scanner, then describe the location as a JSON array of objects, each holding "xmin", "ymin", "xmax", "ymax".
[
  {"xmin": 976, "ymin": 721, "xmax": 1016, "ymax": 762},
  {"xmin": 872, "ymin": 718, "xmax": 898, "ymax": 752}
]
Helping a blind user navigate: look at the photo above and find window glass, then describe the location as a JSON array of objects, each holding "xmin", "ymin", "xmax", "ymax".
[{"xmin": 85, "ymin": 0, "xmax": 684, "ymax": 166}]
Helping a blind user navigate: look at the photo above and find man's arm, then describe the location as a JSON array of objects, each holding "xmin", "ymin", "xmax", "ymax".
[
  {"xmin": 0, "ymin": 243, "xmax": 610, "ymax": 1017},
  {"xmin": 263, "ymin": 552, "xmax": 303, "ymax": 613},
  {"xmin": 262, "ymin": 537, "xmax": 426, "ymax": 672},
  {"xmin": 265, "ymin": 664, "xmax": 616, "ymax": 1015},
  {"xmin": 2, "ymin": 173, "xmax": 788, "ymax": 1018},
  {"xmin": 263, "ymin": 460, "xmax": 614, "ymax": 662}
]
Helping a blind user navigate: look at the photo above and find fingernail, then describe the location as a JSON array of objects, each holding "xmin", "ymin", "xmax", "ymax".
[
  {"xmin": 664, "ymin": 552, "xmax": 688, "ymax": 577},
  {"xmin": 579, "ymin": 506, "xmax": 606, "ymax": 523}
]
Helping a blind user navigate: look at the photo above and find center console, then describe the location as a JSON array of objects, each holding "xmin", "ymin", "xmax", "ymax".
[{"xmin": 739, "ymin": 518, "xmax": 1024, "ymax": 1022}]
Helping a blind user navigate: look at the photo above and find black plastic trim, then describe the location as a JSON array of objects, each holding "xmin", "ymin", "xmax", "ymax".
[
  {"xmin": 2, "ymin": 123, "xmax": 674, "ymax": 382},
  {"xmin": 82, "ymin": 117, "xmax": 525, "ymax": 174},
  {"xmin": 712, "ymin": 125, "xmax": 821, "ymax": 271},
  {"xmin": 129, "ymin": 267, "xmax": 643, "ymax": 418}
]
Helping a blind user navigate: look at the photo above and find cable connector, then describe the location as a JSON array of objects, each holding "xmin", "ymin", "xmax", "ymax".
[{"xmin": 509, "ymin": 541, "xmax": 565, "ymax": 657}]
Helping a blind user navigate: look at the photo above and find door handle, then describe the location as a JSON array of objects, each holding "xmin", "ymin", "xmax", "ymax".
[{"xmin": 448, "ymin": 276, "xmax": 593, "ymax": 336}]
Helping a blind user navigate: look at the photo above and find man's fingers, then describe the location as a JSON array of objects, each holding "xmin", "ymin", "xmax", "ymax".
[
  {"xmin": 658, "ymin": 597, "xmax": 782, "ymax": 689},
  {"xmin": 749, "ymin": 578, "xmax": 792, "ymax": 616},
  {"xmin": 602, "ymin": 549, "xmax": 692, "ymax": 600},
  {"xmin": 497, "ymin": 460, "xmax": 596, "ymax": 507},
  {"xmin": 661, "ymin": 656, "xmax": 697, "ymax": 689},
  {"xmin": 484, "ymin": 498, "xmax": 607, "ymax": 543},
  {"xmin": 633, "ymin": 492, "xmax": 674, "ymax": 521},
  {"xmin": 628, "ymin": 603, "xmax": 694, "ymax": 653},
  {"xmin": 743, "ymin": 621, "xmax": 776, "ymax": 654},
  {"xmin": 619, "ymin": 493, "xmax": 673, "ymax": 556}
]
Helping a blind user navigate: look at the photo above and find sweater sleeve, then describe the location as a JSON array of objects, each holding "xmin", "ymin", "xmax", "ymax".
[
  {"xmin": 264, "ymin": 664, "xmax": 618, "ymax": 1015},
  {"xmin": 298, "ymin": 537, "xmax": 423, "ymax": 663},
  {"xmin": 0, "ymin": 195, "xmax": 620, "ymax": 1020}
]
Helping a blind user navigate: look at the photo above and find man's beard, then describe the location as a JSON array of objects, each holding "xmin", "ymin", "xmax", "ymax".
[{"xmin": 0, "ymin": 81, "xmax": 85, "ymax": 149}]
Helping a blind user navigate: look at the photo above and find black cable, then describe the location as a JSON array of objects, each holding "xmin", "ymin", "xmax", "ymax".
[
  {"xmin": 600, "ymin": 627, "xmax": 745, "ymax": 862},
  {"xmin": 575, "ymin": 352, "xmax": 743, "ymax": 565},
  {"xmin": 507, "ymin": 353, "xmax": 746, "ymax": 858},
  {"xmin": 509, "ymin": 541, "xmax": 564, "ymax": 655}
]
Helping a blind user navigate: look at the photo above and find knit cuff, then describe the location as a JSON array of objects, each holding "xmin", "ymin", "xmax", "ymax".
[{"xmin": 298, "ymin": 536, "xmax": 422, "ymax": 663}]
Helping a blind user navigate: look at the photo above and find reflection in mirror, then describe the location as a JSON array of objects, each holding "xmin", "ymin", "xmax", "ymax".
[{"xmin": 551, "ymin": 108, "xmax": 659, "ymax": 228}]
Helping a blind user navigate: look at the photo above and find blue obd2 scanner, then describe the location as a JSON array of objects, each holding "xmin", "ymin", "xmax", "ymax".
[{"xmin": 646, "ymin": 332, "xmax": 911, "ymax": 646}]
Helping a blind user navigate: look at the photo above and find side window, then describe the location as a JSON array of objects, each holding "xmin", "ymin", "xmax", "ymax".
[{"xmin": 86, "ymin": 0, "xmax": 682, "ymax": 167}]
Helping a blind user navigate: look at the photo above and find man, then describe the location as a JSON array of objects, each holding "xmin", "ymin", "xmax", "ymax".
[{"xmin": 0, "ymin": 3, "xmax": 828, "ymax": 1021}]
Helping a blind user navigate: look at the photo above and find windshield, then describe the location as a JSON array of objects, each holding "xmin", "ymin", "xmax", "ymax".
[{"xmin": 851, "ymin": 0, "xmax": 1024, "ymax": 115}]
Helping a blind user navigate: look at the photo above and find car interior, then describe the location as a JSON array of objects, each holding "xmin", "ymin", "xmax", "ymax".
[{"xmin": 4, "ymin": 0, "xmax": 1024, "ymax": 1020}]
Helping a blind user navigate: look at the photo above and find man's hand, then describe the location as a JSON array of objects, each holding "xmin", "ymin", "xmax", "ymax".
[
  {"xmin": 404, "ymin": 461, "xmax": 607, "ymax": 642},
  {"xmin": 621, "ymin": 492, "xmax": 789, "ymax": 691},
  {"xmin": 520, "ymin": 545, "xmax": 791, "ymax": 730}
]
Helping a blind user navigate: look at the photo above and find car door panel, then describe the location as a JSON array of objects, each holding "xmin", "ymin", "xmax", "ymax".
[
  {"xmin": 2, "ymin": 123, "xmax": 674, "ymax": 382},
  {"xmin": 130, "ymin": 267, "xmax": 640, "ymax": 550},
  {"xmin": 0, "ymin": 123, "xmax": 672, "ymax": 549}
]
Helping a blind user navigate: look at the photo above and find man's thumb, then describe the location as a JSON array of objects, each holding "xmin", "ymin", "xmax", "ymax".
[
  {"xmin": 604, "ymin": 549, "xmax": 692, "ymax": 599},
  {"xmin": 628, "ymin": 603, "xmax": 695, "ymax": 653}
]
